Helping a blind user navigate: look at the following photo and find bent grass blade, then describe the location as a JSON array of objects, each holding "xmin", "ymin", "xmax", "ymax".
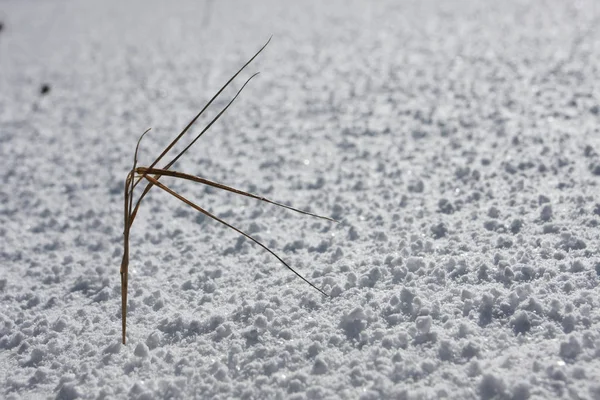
[
  {"xmin": 143, "ymin": 174, "xmax": 331, "ymax": 298},
  {"xmin": 136, "ymin": 167, "xmax": 337, "ymax": 223},
  {"xmin": 120, "ymin": 38, "xmax": 336, "ymax": 344}
]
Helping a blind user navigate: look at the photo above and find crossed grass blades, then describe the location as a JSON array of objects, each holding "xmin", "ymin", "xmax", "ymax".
[{"xmin": 120, "ymin": 38, "xmax": 337, "ymax": 344}]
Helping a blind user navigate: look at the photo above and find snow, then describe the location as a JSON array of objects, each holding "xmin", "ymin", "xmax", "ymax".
[{"xmin": 1, "ymin": 0, "xmax": 599, "ymax": 399}]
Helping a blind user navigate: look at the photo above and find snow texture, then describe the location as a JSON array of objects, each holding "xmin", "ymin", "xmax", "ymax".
[{"xmin": 1, "ymin": 0, "xmax": 600, "ymax": 399}]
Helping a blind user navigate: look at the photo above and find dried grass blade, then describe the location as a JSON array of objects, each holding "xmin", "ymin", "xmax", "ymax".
[
  {"xmin": 143, "ymin": 174, "xmax": 330, "ymax": 297},
  {"xmin": 131, "ymin": 37, "xmax": 271, "ymax": 191},
  {"xmin": 136, "ymin": 167, "xmax": 337, "ymax": 222},
  {"xmin": 129, "ymin": 71, "xmax": 261, "ymax": 226},
  {"xmin": 121, "ymin": 128, "xmax": 151, "ymax": 344}
]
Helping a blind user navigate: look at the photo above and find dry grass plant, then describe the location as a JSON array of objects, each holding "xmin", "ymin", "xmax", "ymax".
[{"xmin": 120, "ymin": 38, "xmax": 336, "ymax": 344}]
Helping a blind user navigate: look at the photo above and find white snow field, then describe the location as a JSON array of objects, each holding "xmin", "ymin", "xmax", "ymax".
[{"xmin": 1, "ymin": 0, "xmax": 599, "ymax": 399}]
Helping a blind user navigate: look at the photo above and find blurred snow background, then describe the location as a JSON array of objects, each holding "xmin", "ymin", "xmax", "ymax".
[{"xmin": 1, "ymin": 0, "xmax": 599, "ymax": 399}]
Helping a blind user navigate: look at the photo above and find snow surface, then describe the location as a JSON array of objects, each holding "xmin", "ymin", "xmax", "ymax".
[{"xmin": 1, "ymin": 0, "xmax": 600, "ymax": 399}]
